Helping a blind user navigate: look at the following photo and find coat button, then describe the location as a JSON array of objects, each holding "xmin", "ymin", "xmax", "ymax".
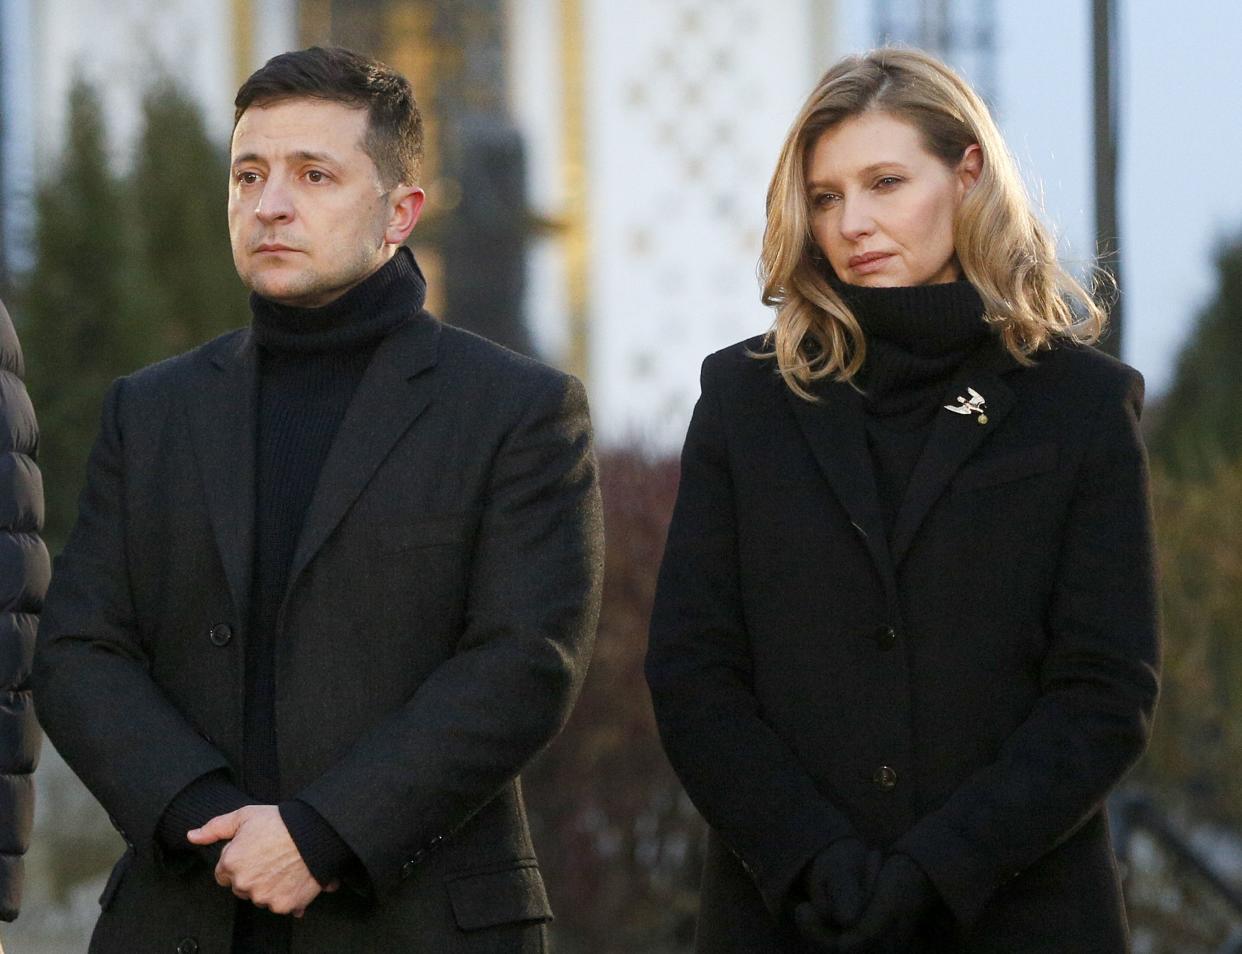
[
  {"xmin": 176, "ymin": 939, "xmax": 199, "ymax": 954},
  {"xmin": 873, "ymin": 765, "xmax": 898, "ymax": 790},
  {"xmin": 873, "ymin": 626, "xmax": 897, "ymax": 650},
  {"xmin": 209, "ymin": 623, "xmax": 233, "ymax": 647}
]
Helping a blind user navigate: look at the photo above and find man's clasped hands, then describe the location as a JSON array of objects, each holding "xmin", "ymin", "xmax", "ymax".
[{"xmin": 187, "ymin": 806, "xmax": 338, "ymax": 918}]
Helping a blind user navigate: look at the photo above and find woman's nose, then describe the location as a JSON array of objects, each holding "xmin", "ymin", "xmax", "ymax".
[{"xmin": 838, "ymin": 196, "xmax": 875, "ymax": 241}]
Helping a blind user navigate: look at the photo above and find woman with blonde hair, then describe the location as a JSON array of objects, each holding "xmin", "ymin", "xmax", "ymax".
[{"xmin": 647, "ymin": 48, "xmax": 1158, "ymax": 953}]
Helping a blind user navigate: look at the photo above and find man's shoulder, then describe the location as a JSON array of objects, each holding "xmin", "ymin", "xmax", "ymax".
[
  {"xmin": 122, "ymin": 327, "xmax": 249, "ymax": 394},
  {"xmin": 435, "ymin": 320, "xmax": 571, "ymax": 394}
]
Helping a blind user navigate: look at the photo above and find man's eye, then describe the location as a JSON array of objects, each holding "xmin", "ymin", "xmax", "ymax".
[
  {"xmin": 306, "ymin": 170, "xmax": 328, "ymax": 183},
  {"xmin": 236, "ymin": 171, "xmax": 260, "ymax": 185},
  {"xmin": 876, "ymin": 176, "xmax": 902, "ymax": 188}
]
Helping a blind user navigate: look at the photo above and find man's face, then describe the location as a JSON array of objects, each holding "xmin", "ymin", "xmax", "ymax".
[{"xmin": 229, "ymin": 98, "xmax": 413, "ymax": 307}]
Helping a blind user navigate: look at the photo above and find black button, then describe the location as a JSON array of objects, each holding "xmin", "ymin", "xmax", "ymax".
[
  {"xmin": 873, "ymin": 765, "xmax": 898, "ymax": 790},
  {"xmin": 176, "ymin": 939, "xmax": 199, "ymax": 954},
  {"xmin": 209, "ymin": 623, "xmax": 233, "ymax": 647},
  {"xmin": 427, "ymin": 834, "xmax": 443, "ymax": 849},
  {"xmin": 873, "ymin": 626, "xmax": 897, "ymax": 650},
  {"xmin": 401, "ymin": 851, "xmax": 425, "ymax": 879}
]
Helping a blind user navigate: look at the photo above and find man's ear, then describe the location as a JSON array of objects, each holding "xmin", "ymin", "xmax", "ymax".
[
  {"xmin": 385, "ymin": 186, "xmax": 426, "ymax": 245},
  {"xmin": 957, "ymin": 143, "xmax": 983, "ymax": 196}
]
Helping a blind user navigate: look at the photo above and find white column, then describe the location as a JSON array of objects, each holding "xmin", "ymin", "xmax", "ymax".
[
  {"xmin": 582, "ymin": 0, "xmax": 836, "ymax": 449},
  {"xmin": 1, "ymin": 0, "xmax": 38, "ymax": 274}
]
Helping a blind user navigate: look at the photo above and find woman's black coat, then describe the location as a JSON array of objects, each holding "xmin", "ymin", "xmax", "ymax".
[
  {"xmin": 646, "ymin": 334, "xmax": 1160, "ymax": 953},
  {"xmin": 0, "ymin": 299, "xmax": 47, "ymax": 921}
]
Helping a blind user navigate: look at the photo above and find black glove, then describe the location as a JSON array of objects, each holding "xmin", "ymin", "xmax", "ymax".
[
  {"xmin": 794, "ymin": 837, "xmax": 882, "ymax": 948},
  {"xmin": 835, "ymin": 853, "xmax": 939, "ymax": 953},
  {"xmin": 804, "ymin": 837, "xmax": 882, "ymax": 928}
]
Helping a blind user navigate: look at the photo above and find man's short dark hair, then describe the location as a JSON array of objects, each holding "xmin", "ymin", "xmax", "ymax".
[{"xmin": 234, "ymin": 46, "xmax": 424, "ymax": 188}]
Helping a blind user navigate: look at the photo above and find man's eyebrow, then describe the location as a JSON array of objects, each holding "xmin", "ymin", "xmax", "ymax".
[
  {"xmin": 230, "ymin": 150, "xmax": 341, "ymax": 168},
  {"xmin": 290, "ymin": 149, "xmax": 340, "ymax": 165}
]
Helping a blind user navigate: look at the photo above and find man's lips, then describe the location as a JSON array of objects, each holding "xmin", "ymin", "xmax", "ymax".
[
  {"xmin": 848, "ymin": 251, "xmax": 894, "ymax": 270},
  {"xmin": 253, "ymin": 244, "xmax": 299, "ymax": 254}
]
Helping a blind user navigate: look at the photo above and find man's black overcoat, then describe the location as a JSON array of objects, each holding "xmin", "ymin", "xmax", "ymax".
[
  {"xmin": 34, "ymin": 311, "xmax": 603, "ymax": 953},
  {"xmin": 646, "ymin": 336, "xmax": 1160, "ymax": 953}
]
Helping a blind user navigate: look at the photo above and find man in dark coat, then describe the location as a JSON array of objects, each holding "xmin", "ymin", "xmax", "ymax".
[
  {"xmin": 0, "ymin": 298, "xmax": 48, "ymax": 934},
  {"xmin": 33, "ymin": 47, "xmax": 603, "ymax": 954}
]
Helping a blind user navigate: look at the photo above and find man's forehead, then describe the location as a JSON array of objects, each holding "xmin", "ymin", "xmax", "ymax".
[{"xmin": 231, "ymin": 98, "xmax": 370, "ymax": 158}]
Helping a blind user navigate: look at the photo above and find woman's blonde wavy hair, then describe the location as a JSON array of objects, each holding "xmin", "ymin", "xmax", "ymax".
[{"xmin": 759, "ymin": 47, "xmax": 1108, "ymax": 400}]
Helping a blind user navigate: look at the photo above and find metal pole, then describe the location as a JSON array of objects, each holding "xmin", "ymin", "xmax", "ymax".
[{"xmin": 1093, "ymin": 0, "xmax": 1122, "ymax": 357}]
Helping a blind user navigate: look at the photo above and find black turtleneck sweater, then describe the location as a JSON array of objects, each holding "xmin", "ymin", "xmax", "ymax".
[
  {"xmin": 834, "ymin": 280, "xmax": 992, "ymax": 541},
  {"xmin": 157, "ymin": 247, "xmax": 426, "ymax": 952}
]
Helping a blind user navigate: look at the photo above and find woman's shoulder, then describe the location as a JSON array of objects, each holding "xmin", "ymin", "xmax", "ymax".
[
  {"xmin": 1025, "ymin": 340, "xmax": 1144, "ymax": 405},
  {"xmin": 700, "ymin": 333, "xmax": 778, "ymax": 384}
]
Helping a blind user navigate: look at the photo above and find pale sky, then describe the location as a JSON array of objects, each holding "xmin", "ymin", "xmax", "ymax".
[{"xmin": 839, "ymin": 0, "xmax": 1242, "ymax": 396}]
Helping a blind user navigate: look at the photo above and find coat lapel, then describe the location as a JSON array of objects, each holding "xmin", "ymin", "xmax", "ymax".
[
  {"xmin": 282, "ymin": 314, "xmax": 442, "ymax": 605},
  {"xmin": 187, "ymin": 329, "xmax": 258, "ymax": 621},
  {"xmin": 890, "ymin": 345, "xmax": 1020, "ymax": 565},
  {"xmin": 786, "ymin": 381, "xmax": 899, "ymax": 604}
]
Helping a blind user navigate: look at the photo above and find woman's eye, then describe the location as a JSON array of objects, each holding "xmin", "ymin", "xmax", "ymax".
[
  {"xmin": 876, "ymin": 176, "xmax": 902, "ymax": 188},
  {"xmin": 813, "ymin": 192, "xmax": 839, "ymax": 208}
]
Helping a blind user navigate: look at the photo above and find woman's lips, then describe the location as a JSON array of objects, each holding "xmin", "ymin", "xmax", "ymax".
[{"xmin": 848, "ymin": 252, "xmax": 894, "ymax": 274}]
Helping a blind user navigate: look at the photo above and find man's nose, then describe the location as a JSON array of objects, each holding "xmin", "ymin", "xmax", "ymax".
[{"xmin": 254, "ymin": 179, "xmax": 294, "ymax": 223}]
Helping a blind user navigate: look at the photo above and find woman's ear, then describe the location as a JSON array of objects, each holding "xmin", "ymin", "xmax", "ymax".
[{"xmin": 957, "ymin": 143, "xmax": 983, "ymax": 196}]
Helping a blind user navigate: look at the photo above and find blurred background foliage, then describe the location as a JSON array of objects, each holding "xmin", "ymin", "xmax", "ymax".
[
  {"xmin": 1140, "ymin": 232, "xmax": 1242, "ymax": 822},
  {"xmin": 17, "ymin": 77, "xmax": 248, "ymax": 552},
  {"xmin": 5, "ymin": 78, "xmax": 1242, "ymax": 952}
]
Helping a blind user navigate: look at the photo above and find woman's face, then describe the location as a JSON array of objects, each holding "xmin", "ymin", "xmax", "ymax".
[{"xmin": 805, "ymin": 111, "xmax": 980, "ymax": 287}]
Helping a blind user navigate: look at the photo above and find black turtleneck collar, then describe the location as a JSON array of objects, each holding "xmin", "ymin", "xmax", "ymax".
[
  {"xmin": 829, "ymin": 276, "xmax": 996, "ymax": 421},
  {"xmin": 833, "ymin": 277, "xmax": 990, "ymax": 358},
  {"xmin": 250, "ymin": 245, "xmax": 426, "ymax": 354}
]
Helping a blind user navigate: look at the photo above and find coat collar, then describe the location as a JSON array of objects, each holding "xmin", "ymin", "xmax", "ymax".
[
  {"xmin": 785, "ymin": 376, "xmax": 899, "ymax": 608},
  {"xmin": 786, "ymin": 338, "xmax": 1023, "ymax": 594},
  {"xmin": 185, "ymin": 313, "xmax": 442, "ymax": 621},
  {"xmin": 283, "ymin": 313, "xmax": 440, "ymax": 605},
  {"xmin": 187, "ymin": 328, "xmax": 259, "ymax": 621},
  {"xmin": 889, "ymin": 340, "xmax": 1021, "ymax": 565}
]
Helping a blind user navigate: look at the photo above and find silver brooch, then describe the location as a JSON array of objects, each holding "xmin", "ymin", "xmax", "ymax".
[{"xmin": 944, "ymin": 387, "xmax": 989, "ymax": 425}]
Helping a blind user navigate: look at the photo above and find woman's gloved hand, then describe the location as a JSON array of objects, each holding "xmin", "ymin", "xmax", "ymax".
[
  {"xmin": 793, "ymin": 836, "xmax": 882, "ymax": 947},
  {"xmin": 834, "ymin": 853, "xmax": 940, "ymax": 953}
]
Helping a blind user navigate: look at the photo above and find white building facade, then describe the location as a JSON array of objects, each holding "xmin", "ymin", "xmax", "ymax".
[{"xmin": 510, "ymin": 0, "xmax": 850, "ymax": 450}]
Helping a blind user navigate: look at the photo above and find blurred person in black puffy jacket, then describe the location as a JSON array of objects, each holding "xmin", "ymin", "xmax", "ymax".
[{"xmin": 0, "ymin": 296, "xmax": 48, "ymax": 932}]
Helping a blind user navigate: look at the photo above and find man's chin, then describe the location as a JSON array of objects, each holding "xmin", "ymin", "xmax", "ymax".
[{"xmin": 245, "ymin": 272, "xmax": 322, "ymax": 307}]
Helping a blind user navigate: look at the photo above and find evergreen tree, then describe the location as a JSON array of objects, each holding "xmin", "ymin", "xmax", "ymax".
[
  {"xmin": 1148, "ymin": 233, "xmax": 1242, "ymax": 479},
  {"xmin": 19, "ymin": 79, "xmax": 157, "ymax": 551},
  {"xmin": 19, "ymin": 79, "xmax": 251, "ymax": 552},
  {"xmin": 132, "ymin": 79, "xmax": 248, "ymax": 354}
]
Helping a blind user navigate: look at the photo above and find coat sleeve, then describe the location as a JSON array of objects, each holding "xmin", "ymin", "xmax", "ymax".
[
  {"xmin": 295, "ymin": 372, "xmax": 604, "ymax": 894},
  {"xmin": 894, "ymin": 367, "xmax": 1161, "ymax": 928},
  {"xmin": 33, "ymin": 378, "xmax": 233, "ymax": 865},
  {"xmin": 645, "ymin": 356, "xmax": 857, "ymax": 915},
  {"xmin": 0, "ymin": 309, "xmax": 49, "ymax": 921}
]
